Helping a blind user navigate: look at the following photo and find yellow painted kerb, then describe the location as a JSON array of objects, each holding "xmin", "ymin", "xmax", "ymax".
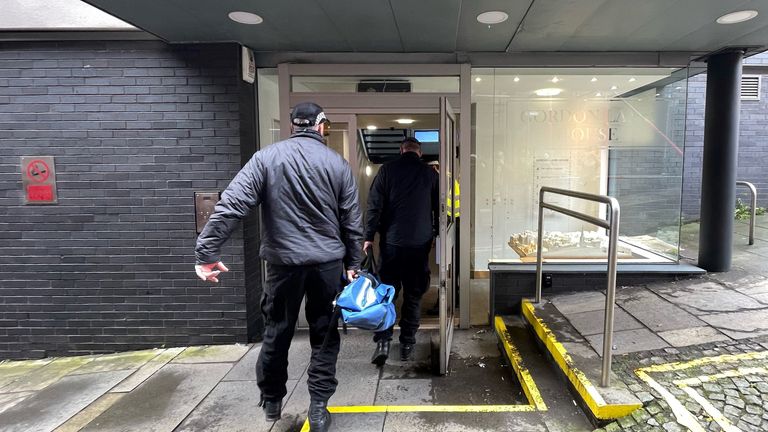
[
  {"xmin": 521, "ymin": 299, "xmax": 641, "ymax": 420},
  {"xmin": 493, "ymin": 316, "xmax": 547, "ymax": 411}
]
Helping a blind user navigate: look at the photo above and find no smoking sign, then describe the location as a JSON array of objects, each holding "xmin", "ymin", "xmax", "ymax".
[{"xmin": 21, "ymin": 156, "xmax": 58, "ymax": 204}]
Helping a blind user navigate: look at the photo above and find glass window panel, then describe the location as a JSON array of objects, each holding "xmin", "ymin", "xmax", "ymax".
[{"xmin": 292, "ymin": 76, "xmax": 459, "ymax": 93}]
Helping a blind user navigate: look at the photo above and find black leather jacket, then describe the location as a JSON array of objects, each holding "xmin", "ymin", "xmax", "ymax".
[
  {"xmin": 365, "ymin": 152, "xmax": 439, "ymax": 248},
  {"xmin": 196, "ymin": 131, "xmax": 363, "ymax": 270}
]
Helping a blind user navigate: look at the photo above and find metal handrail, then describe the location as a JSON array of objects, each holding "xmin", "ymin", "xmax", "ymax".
[
  {"xmin": 535, "ymin": 187, "xmax": 620, "ymax": 387},
  {"xmin": 736, "ymin": 181, "xmax": 757, "ymax": 246}
]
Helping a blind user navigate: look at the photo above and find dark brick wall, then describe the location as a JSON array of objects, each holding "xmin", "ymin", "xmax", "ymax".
[{"xmin": 0, "ymin": 41, "xmax": 261, "ymax": 359}]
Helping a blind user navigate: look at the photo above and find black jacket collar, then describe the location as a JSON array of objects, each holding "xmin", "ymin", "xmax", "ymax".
[{"xmin": 291, "ymin": 130, "xmax": 325, "ymax": 144}]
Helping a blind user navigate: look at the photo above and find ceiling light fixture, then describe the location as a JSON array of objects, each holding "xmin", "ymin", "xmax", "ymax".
[
  {"xmin": 228, "ymin": 11, "xmax": 264, "ymax": 24},
  {"xmin": 551, "ymin": 76, "xmax": 560, "ymax": 83},
  {"xmin": 535, "ymin": 88, "xmax": 562, "ymax": 97},
  {"xmin": 717, "ymin": 10, "xmax": 758, "ymax": 24},
  {"xmin": 366, "ymin": 125, "xmax": 377, "ymax": 131},
  {"xmin": 591, "ymin": 77, "xmax": 598, "ymax": 82},
  {"xmin": 477, "ymin": 11, "xmax": 509, "ymax": 25},
  {"xmin": 395, "ymin": 118, "xmax": 415, "ymax": 125},
  {"xmin": 628, "ymin": 77, "xmax": 636, "ymax": 82},
  {"xmin": 475, "ymin": 77, "xmax": 482, "ymax": 82},
  {"xmin": 513, "ymin": 76, "xmax": 520, "ymax": 82},
  {"xmin": 611, "ymin": 85, "xmax": 618, "ymax": 90},
  {"xmin": 596, "ymin": 92, "xmax": 602, "ymax": 97}
]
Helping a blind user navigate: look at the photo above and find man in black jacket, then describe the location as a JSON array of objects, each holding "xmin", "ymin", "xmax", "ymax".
[
  {"xmin": 195, "ymin": 102, "xmax": 362, "ymax": 432},
  {"xmin": 363, "ymin": 137, "xmax": 439, "ymax": 365}
]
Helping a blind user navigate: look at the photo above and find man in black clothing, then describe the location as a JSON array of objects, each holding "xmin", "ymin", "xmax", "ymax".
[
  {"xmin": 195, "ymin": 102, "xmax": 363, "ymax": 432},
  {"xmin": 363, "ymin": 137, "xmax": 439, "ymax": 365}
]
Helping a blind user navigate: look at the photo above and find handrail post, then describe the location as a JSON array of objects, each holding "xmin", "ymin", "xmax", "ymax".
[
  {"xmin": 601, "ymin": 200, "xmax": 620, "ymax": 387},
  {"xmin": 736, "ymin": 181, "xmax": 757, "ymax": 246},
  {"xmin": 535, "ymin": 188, "xmax": 545, "ymax": 303}
]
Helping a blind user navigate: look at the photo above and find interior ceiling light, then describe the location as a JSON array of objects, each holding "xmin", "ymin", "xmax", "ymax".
[
  {"xmin": 395, "ymin": 118, "xmax": 415, "ymax": 125},
  {"xmin": 535, "ymin": 88, "xmax": 562, "ymax": 97},
  {"xmin": 228, "ymin": 11, "xmax": 264, "ymax": 24},
  {"xmin": 513, "ymin": 76, "xmax": 520, "ymax": 82},
  {"xmin": 477, "ymin": 11, "xmax": 509, "ymax": 25},
  {"xmin": 596, "ymin": 92, "xmax": 602, "ymax": 97},
  {"xmin": 366, "ymin": 125, "xmax": 377, "ymax": 130},
  {"xmin": 611, "ymin": 85, "xmax": 618, "ymax": 90},
  {"xmin": 551, "ymin": 77, "xmax": 560, "ymax": 83},
  {"xmin": 591, "ymin": 77, "xmax": 598, "ymax": 82},
  {"xmin": 475, "ymin": 77, "xmax": 482, "ymax": 82},
  {"xmin": 717, "ymin": 10, "xmax": 758, "ymax": 24},
  {"xmin": 628, "ymin": 77, "xmax": 636, "ymax": 82}
]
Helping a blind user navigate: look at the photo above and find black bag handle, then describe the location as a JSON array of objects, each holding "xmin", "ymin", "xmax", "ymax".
[{"xmin": 361, "ymin": 248, "xmax": 378, "ymax": 275}]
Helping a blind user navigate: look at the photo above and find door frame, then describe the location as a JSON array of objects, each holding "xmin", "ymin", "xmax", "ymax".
[{"xmin": 278, "ymin": 63, "xmax": 472, "ymax": 330}]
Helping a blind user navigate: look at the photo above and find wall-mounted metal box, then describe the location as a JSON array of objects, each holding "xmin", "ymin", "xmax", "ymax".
[{"xmin": 194, "ymin": 191, "xmax": 220, "ymax": 234}]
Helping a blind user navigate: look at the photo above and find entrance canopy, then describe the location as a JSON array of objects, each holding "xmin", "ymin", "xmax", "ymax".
[{"xmin": 80, "ymin": 0, "xmax": 768, "ymax": 58}]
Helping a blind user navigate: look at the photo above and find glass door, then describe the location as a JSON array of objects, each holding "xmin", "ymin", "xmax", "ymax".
[{"xmin": 438, "ymin": 97, "xmax": 458, "ymax": 375}]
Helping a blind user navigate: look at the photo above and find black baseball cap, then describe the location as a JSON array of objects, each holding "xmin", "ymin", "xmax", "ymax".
[{"xmin": 291, "ymin": 102, "xmax": 329, "ymax": 128}]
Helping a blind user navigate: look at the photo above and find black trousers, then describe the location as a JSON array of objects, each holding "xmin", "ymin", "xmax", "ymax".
[
  {"xmin": 256, "ymin": 260, "xmax": 342, "ymax": 403},
  {"xmin": 373, "ymin": 242, "xmax": 432, "ymax": 345}
]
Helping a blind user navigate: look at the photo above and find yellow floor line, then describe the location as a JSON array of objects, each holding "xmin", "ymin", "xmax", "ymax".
[
  {"xmin": 494, "ymin": 316, "xmax": 548, "ymax": 411},
  {"xmin": 673, "ymin": 366, "xmax": 768, "ymax": 387},
  {"xmin": 635, "ymin": 350, "xmax": 768, "ymax": 374},
  {"xmin": 521, "ymin": 300, "xmax": 640, "ymax": 420},
  {"xmin": 635, "ymin": 370, "xmax": 706, "ymax": 432},
  {"xmin": 298, "ymin": 405, "xmax": 537, "ymax": 431},
  {"xmin": 679, "ymin": 385, "xmax": 742, "ymax": 432}
]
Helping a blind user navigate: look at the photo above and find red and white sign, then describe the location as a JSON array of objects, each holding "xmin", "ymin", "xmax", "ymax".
[{"xmin": 21, "ymin": 156, "xmax": 57, "ymax": 204}]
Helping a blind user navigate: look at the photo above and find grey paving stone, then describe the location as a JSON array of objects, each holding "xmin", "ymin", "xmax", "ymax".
[
  {"xmin": 563, "ymin": 307, "xmax": 645, "ymax": 336},
  {"xmin": 0, "ymin": 356, "xmax": 97, "ymax": 392},
  {"xmin": 382, "ymin": 412, "xmax": 550, "ymax": 432},
  {"xmin": 651, "ymin": 281, "xmax": 765, "ymax": 313},
  {"xmin": 80, "ymin": 363, "xmax": 232, "ymax": 432},
  {"xmin": 0, "ymin": 359, "xmax": 52, "ymax": 390},
  {"xmin": 0, "ymin": 370, "xmax": 132, "ymax": 432},
  {"xmin": 698, "ymin": 309, "xmax": 768, "ymax": 339},
  {"xmin": 223, "ymin": 345, "xmax": 261, "ymax": 382},
  {"xmin": 585, "ymin": 328, "xmax": 669, "ymax": 355},
  {"xmin": 174, "ymin": 381, "xmax": 265, "ymax": 432},
  {"xmin": 324, "ymin": 413, "xmax": 385, "ymax": 432},
  {"xmin": 171, "ymin": 344, "xmax": 250, "ymax": 364},
  {"xmin": 658, "ymin": 326, "xmax": 731, "ymax": 347},
  {"xmin": 110, "ymin": 347, "xmax": 185, "ymax": 393},
  {"xmin": 375, "ymin": 379, "xmax": 433, "ymax": 405},
  {"xmin": 0, "ymin": 392, "xmax": 34, "ymax": 415},
  {"xmin": 270, "ymin": 378, "xmax": 311, "ymax": 432},
  {"xmin": 71, "ymin": 349, "xmax": 161, "ymax": 375},
  {"xmin": 54, "ymin": 393, "xmax": 124, "ymax": 432},
  {"xmin": 551, "ymin": 291, "xmax": 606, "ymax": 315},
  {"xmin": 618, "ymin": 288, "xmax": 705, "ymax": 332}
]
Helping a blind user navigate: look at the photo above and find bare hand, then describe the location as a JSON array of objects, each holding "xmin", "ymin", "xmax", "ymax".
[
  {"xmin": 195, "ymin": 261, "xmax": 229, "ymax": 283},
  {"xmin": 346, "ymin": 269, "xmax": 357, "ymax": 283},
  {"xmin": 363, "ymin": 241, "xmax": 374, "ymax": 252}
]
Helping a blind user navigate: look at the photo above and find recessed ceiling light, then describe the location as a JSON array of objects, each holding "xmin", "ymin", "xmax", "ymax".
[
  {"xmin": 596, "ymin": 92, "xmax": 602, "ymax": 97},
  {"xmin": 535, "ymin": 88, "xmax": 562, "ymax": 97},
  {"xmin": 513, "ymin": 76, "xmax": 520, "ymax": 82},
  {"xmin": 366, "ymin": 125, "xmax": 377, "ymax": 130},
  {"xmin": 395, "ymin": 118, "xmax": 415, "ymax": 125},
  {"xmin": 628, "ymin": 77, "xmax": 636, "ymax": 82},
  {"xmin": 591, "ymin": 77, "xmax": 598, "ymax": 82},
  {"xmin": 611, "ymin": 85, "xmax": 618, "ymax": 90},
  {"xmin": 551, "ymin": 77, "xmax": 560, "ymax": 83},
  {"xmin": 477, "ymin": 11, "xmax": 509, "ymax": 25},
  {"xmin": 475, "ymin": 77, "xmax": 482, "ymax": 82},
  {"xmin": 228, "ymin": 11, "xmax": 264, "ymax": 25},
  {"xmin": 717, "ymin": 10, "xmax": 758, "ymax": 24}
]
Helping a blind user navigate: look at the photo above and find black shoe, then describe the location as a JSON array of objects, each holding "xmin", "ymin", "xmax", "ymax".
[
  {"xmin": 400, "ymin": 343, "xmax": 414, "ymax": 361},
  {"xmin": 308, "ymin": 400, "xmax": 332, "ymax": 432},
  {"xmin": 371, "ymin": 340, "xmax": 390, "ymax": 366},
  {"xmin": 260, "ymin": 397, "xmax": 282, "ymax": 422}
]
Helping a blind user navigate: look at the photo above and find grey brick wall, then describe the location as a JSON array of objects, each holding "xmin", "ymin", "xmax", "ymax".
[{"xmin": 0, "ymin": 41, "xmax": 260, "ymax": 359}]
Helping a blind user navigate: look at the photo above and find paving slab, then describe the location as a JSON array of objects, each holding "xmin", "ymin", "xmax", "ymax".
[
  {"xmin": 375, "ymin": 379, "xmax": 433, "ymax": 405},
  {"xmin": 650, "ymin": 280, "xmax": 766, "ymax": 313},
  {"xmin": 80, "ymin": 363, "xmax": 232, "ymax": 432},
  {"xmin": 617, "ymin": 287, "xmax": 705, "ymax": 332},
  {"xmin": 1, "ymin": 355, "xmax": 97, "ymax": 392},
  {"xmin": 171, "ymin": 344, "xmax": 250, "ymax": 364},
  {"xmin": 585, "ymin": 328, "xmax": 669, "ymax": 355},
  {"xmin": 110, "ymin": 347, "xmax": 185, "ymax": 393},
  {"xmin": 223, "ymin": 345, "xmax": 262, "ymax": 382},
  {"xmin": 550, "ymin": 290, "xmax": 607, "ymax": 314},
  {"xmin": 563, "ymin": 307, "xmax": 645, "ymax": 336},
  {"xmin": 0, "ymin": 370, "xmax": 132, "ymax": 432},
  {"xmin": 175, "ymin": 380, "xmax": 263, "ymax": 432},
  {"xmin": 735, "ymin": 278, "xmax": 768, "ymax": 296},
  {"xmin": 382, "ymin": 412, "xmax": 551, "ymax": 432},
  {"xmin": 0, "ymin": 359, "xmax": 52, "ymax": 390},
  {"xmin": 53, "ymin": 393, "xmax": 124, "ymax": 432},
  {"xmin": 657, "ymin": 326, "xmax": 731, "ymax": 347},
  {"xmin": 698, "ymin": 308, "xmax": 768, "ymax": 339},
  {"xmin": 326, "ymin": 412, "xmax": 386, "ymax": 432},
  {"xmin": 0, "ymin": 392, "xmax": 34, "ymax": 415},
  {"xmin": 70, "ymin": 349, "xmax": 161, "ymax": 375},
  {"xmin": 269, "ymin": 378, "xmax": 311, "ymax": 432}
]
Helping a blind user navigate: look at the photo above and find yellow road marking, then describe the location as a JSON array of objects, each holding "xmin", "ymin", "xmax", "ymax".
[
  {"xmin": 521, "ymin": 300, "xmax": 641, "ymax": 420},
  {"xmin": 298, "ymin": 405, "xmax": 537, "ymax": 431},
  {"xmin": 635, "ymin": 370, "xmax": 706, "ymax": 432},
  {"xmin": 673, "ymin": 366, "xmax": 768, "ymax": 387},
  {"xmin": 679, "ymin": 386, "xmax": 742, "ymax": 432},
  {"xmin": 635, "ymin": 350, "xmax": 768, "ymax": 374},
  {"xmin": 494, "ymin": 316, "xmax": 548, "ymax": 411}
]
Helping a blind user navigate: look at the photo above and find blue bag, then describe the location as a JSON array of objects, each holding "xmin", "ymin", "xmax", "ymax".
[{"xmin": 335, "ymin": 252, "xmax": 396, "ymax": 332}]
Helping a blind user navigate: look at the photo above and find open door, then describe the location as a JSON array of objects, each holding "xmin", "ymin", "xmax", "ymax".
[{"xmin": 438, "ymin": 97, "xmax": 458, "ymax": 375}]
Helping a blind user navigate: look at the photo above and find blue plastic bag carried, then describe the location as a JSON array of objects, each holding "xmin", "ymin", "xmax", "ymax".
[{"xmin": 335, "ymin": 252, "xmax": 396, "ymax": 332}]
